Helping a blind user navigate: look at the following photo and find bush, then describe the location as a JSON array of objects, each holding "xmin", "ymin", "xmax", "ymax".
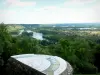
[{"xmin": 78, "ymin": 62, "xmax": 98, "ymax": 74}]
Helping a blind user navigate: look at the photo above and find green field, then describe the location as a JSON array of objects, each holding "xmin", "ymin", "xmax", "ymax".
[{"xmin": 8, "ymin": 24, "xmax": 24, "ymax": 32}]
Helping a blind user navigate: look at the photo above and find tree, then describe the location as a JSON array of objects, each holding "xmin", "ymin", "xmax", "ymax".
[{"xmin": 54, "ymin": 38, "xmax": 97, "ymax": 73}]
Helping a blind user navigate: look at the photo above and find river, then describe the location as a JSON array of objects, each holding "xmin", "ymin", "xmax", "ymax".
[{"xmin": 19, "ymin": 30, "xmax": 43, "ymax": 40}]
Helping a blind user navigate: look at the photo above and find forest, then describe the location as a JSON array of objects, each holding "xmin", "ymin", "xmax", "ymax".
[{"xmin": 0, "ymin": 23, "xmax": 100, "ymax": 75}]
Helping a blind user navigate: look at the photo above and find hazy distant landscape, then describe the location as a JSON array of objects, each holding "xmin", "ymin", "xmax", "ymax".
[
  {"xmin": 9, "ymin": 23, "xmax": 100, "ymax": 41},
  {"xmin": 1, "ymin": 23, "xmax": 99, "ymax": 74},
  {"xmin": 1, "ymin": 23, "xmax": 100, "ymax": 75}
]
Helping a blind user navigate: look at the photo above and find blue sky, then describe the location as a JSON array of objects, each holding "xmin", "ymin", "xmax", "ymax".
[{"xmin": 0, "ymin": 0, "xmax": 100, "ymax": 24}]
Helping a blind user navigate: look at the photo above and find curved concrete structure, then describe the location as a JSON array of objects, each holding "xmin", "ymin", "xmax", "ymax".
[{"xmin": 11, "ymin": 54, "xmax": 73, "ymax": 75}]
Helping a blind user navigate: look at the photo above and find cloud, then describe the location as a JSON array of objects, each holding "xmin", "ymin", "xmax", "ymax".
[
  {"xmin": 63, "ymin": 0, "xmax": 96, "ymax": 7},
  {"xmin": 42, "ymin": 6, "xmax": 58, "ymax": 10},
  {"xmin": 0, "ymin": 10, "xmax": 6, "ymax": 23},
  {"xmin": 65, "ymin": 0, "xmax": 96, "ymax": 3},
  {"xmin": 5, "ymin": 0, "xmax": 36, "ymax": 7},
  {"xmin": 30, "ymin": 5, "xmax": 98, "ymax": 23},
  {"xmin": 1, "ymin": 0, "xmax": 100, "ymax": 24}
]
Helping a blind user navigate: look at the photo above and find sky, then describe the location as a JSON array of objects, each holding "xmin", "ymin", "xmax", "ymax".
[{"xmin": 0, "ymin": 0, "xmax": 100, "ymax": 24}]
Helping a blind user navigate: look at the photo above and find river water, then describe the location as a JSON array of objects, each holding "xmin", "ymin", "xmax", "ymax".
[{"xmin": 19, "ymin": 30, "xmax": 43, "ymax": 40}]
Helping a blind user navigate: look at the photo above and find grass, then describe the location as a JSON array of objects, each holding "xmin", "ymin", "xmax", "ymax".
[{"xmin": 8, "ymin": 24, "xmax": 24, "ymax": 32}]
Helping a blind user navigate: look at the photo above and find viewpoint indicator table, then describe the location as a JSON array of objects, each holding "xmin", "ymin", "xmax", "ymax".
[{"xmin": 11, "ymin": 54, "xmax": 67, "ymax": 75}]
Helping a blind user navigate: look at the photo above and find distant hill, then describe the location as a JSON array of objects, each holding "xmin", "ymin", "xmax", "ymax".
[
  {"xmin": 21, "ymin": 24, "xmax": 40, "ymax": 28},
  {"xmin": 7, "ymin": 23, "xmax": 100, "ymax": 29},
  {"xmin": 39, "ymin": 23, "xmax": 100, "ymax": 28},
  {"xmin": 7, "ymin": 24, "xmax": 24, "ymax": 32}
]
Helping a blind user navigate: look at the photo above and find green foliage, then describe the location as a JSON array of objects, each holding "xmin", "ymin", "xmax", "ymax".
[
  {"xmin": 0, "ymin": 23, "xmax": 12, "ymax": 59},
  {"xmin": 0, "ymin": 23, "xmax": 100, "ymax": 74},
  {"xmin": 53, "ymin": 38, "xmax": 97, "ymax": 73},
  {"xmin": 21, "ymin": 31, "xmax": 33, "ymax": 37}
]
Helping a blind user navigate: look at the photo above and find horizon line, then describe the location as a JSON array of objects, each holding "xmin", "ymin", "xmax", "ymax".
[{"xmin": 4, "ymin": 22, "xmax": 100, "ymax": 25}]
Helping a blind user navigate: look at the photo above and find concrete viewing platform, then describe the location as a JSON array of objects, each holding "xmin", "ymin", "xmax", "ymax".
[{"xmin": 10, "ymin": 54, "xmax": 73, "ymax": 75}]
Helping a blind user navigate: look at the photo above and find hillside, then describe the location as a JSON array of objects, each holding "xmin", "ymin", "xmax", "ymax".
[{"xmin": 7, "ymin": 24, "xmax": 24, "ymax": 32}]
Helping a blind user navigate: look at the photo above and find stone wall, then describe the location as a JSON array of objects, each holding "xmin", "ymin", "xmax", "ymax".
[
  {"xmin": 61, "ymin": 61, "xmax": 73, "ymax": 75},
  {"xmin": 2, "ymin": 57, "xmax": 73, "ymax": 75},
  {"xmin": 4, "ymin": 57, "xmax": 45, "ymax": 75}
]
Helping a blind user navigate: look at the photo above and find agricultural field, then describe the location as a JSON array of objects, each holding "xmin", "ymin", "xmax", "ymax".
[{"xmin": 7, "ymin": 24, "xmax": 24, "ymax": 32}]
